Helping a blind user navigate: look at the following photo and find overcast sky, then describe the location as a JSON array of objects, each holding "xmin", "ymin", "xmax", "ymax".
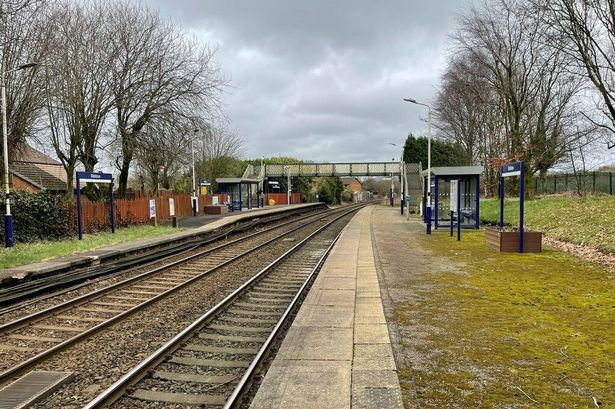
[{"xmin": 148, "ymin": 0, "xmax": 473, "ymax": 163}]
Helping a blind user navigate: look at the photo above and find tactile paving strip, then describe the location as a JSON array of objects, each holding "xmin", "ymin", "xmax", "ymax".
[{"xmin": 0, "ymin": 371, "xmax": 73, "ymax": 409}]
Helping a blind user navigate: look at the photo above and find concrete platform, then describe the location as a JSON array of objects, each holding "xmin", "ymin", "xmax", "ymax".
[
  {"xmin": 0, "ymin": 203, "xmax": 322, "ymax": 285},
  {"xmin": 249, "ymin": 206, "xmax": 403, "ymax": 409}
]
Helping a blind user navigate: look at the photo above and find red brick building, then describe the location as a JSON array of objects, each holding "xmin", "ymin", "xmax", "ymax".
[{"xmin": 9, "ymin": 145, "xmax": 68, "ymax": 194}]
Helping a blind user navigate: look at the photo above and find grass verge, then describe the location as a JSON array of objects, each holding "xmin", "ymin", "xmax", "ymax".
[
  {"xmin": 480, "ymin": 195, "xmax": 615, "ymax": 253},
  {"xmin": 0, "ymin": 225, "xmax": 181, "ymax": 269},
  {"xmin": 394, "ymin": 229, "xmax": 614, "ymax": 407}
]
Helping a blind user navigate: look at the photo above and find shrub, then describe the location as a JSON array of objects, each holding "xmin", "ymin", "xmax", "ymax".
[{"xmin": 0, "ymin": 192, "xmax": 73, "ymax": 244}]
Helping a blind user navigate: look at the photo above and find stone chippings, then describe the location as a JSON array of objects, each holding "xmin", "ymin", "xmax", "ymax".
[
  {"xmin": 24, "ymin": 229, "xmax": 317, "ymax": 408},
  {"xmin": 20, "ymin": 209, "xmax": 352, "ymax": 408}
]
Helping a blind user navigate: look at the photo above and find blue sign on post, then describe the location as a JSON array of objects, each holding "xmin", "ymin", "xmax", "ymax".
[{"xmin": 76, "ymin": 172, "xmax": 115, "ymax": 240}]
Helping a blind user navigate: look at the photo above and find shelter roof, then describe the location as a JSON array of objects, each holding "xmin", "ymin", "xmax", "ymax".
[
  {"xmin": 421, "ymin": 166, "xmax": 484, "ymax": 177},
  {"xmin": 216, "ymin": 178, "xmax": 260, "ymax": 184}
]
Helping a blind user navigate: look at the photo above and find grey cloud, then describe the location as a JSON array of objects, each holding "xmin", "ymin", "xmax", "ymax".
[{"xmin": 149, "ymin": 0, "xmax": 472, "ymax": 162}]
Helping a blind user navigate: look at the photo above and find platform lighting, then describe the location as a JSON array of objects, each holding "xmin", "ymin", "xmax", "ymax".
[
  {"xmin": 284, "ymin": 165, "xmax": 291, "ymax": 205},
  {"xmin": 403, "ymin": 97, "xmax": 432, "ymax": 234},
  {"xmin": 191, "ymin": 128, "xmax": 198, "ymax": 216},
  {"xmin": 3, "ymin": 62, "xmax": 38, "ymax": 248},
  {"xmin": 389, "ymin": 142, "xmax": 409, "ymax": 218}
]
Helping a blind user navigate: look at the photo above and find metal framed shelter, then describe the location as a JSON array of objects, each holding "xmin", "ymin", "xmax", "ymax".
[
  {"xmin": 421, "ymin": 166, "xmax": 483, "ymax": 229},
  {"xmin": 216, "ymin": 178, "xmax": 260, "ymax": 211}
]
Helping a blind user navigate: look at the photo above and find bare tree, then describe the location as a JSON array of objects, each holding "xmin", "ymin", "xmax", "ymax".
[
  {"xmin": 43, "ymin": 0, "xmax": 115, "ymax": 190},
  {"xmin": 448, "ymin": 0, "xmax": 583, "ymax": 194},
  {"xmin": 132, "ymin": 116, "xmax": 193, "ymax": 195},
  {"xmin": 434, "ymin": 51, "xmax": 508, "ymax": 195},
  {"xmin": 106, "ymin": 1, "xmax": 227, "ymax": 198},
  {"xmin": 0, "ymin": 0, "xmax": 46, "ymax": 163},
  {"xmin": 195, "ymin": 118, "xmax": 244, "ymax": 188},
  {"xmin": 535, "ymin": 0, "xmax": 615, "ymax": 149}
]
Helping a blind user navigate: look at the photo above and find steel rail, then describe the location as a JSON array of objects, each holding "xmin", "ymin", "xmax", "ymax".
[
  {"xmin": 82, "ymin": 205, "xmax": 360, "ymax": 409},
  {"xmin": 0, "ymin": 205, "xmax": 362, "ymax": 386},
  {"xmin": 223, "ymin": 229, "xmax": 343, "ymax": 408},
  {"xmin": 0, "ymin": 205, "xmax": 343, "ymax": 334},
  {"xmin": 0, "ymin": 204, "xmax": 324, "ymax": 308}
]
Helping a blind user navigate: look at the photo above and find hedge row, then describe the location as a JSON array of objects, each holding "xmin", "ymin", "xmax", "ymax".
[{"xmin": 0, "ymin": 192, "xmax": 73, "ymax": 244}]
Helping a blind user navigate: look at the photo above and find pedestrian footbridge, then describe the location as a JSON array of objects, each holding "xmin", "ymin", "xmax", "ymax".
[
  {"xmin": 244, "ymin": 162, "xmax": 420, "ymax": 178},
  {"xmin": 242, "ymin": 162, "xmax": 423, "ymax": 206}
]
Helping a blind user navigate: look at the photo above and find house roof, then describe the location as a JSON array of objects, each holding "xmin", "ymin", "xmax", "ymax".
[
  {"xmin": 14, "ymin": 145, "xmax": 62, "ymax": 166},
  {"xmin": 11, "ymin": 162, "xmax": 67, "ymax": 192},
  {"xmin": 342, "ymin": 177, "xmax": 361, "ymax": 185}
]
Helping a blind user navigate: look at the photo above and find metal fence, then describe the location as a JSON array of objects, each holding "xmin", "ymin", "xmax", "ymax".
[{"xmin": 534, "ymin": 172, "xmax": 614, "ymax": 195}]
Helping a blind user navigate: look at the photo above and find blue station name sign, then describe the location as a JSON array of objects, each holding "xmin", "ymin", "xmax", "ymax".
[
  {"xmin": 501, "ymin": 162, "xmax": 522, "ymax": 178},
  {"xmin": 76, "ymin": 171, "xmax": 113, "ymax": 184}
]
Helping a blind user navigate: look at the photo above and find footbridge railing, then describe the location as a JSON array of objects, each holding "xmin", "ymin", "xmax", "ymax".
[{"xmin": 258, "ymin": 162, "xmax": 421, "ymax": 177}]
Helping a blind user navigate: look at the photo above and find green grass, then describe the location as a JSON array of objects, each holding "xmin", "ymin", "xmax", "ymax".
[
  {"xmin": 480, "ymin": 195, "xmax": 615, "ymax": 253},
  {"xmin": 0, "ymin": 225, "xmax": 181, "ymax": 269},
  {"xmin": 394, "ymin": 230, "xmax": 615, "ymax": 407}
]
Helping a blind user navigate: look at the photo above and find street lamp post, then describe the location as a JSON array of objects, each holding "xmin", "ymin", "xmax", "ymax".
[
  {"xmin": 191, "ymin": 128, "xmax": 198, "ymax": 216},
  {"xmin": 403, "ymin": 97, "xmax": 432, "ymax": 234},
  {"xmin": 284, "ymin": 165, "xmax": 291, "ymax": 205},
  {"xmin": 2, "ymin": 61, "xmax": 37, "ymax": 248},
  {"xmin": 390, "ymin": 157, "xmax": 395, "ymax": 207},
  {"xmin": 389, "ymin": 143, "xmax": 406, "ymax": 216}
]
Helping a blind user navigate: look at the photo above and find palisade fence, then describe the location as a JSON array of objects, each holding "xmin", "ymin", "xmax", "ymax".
[
  {"xmin": 77, "ymin": 193, "xmax": 229, "ymax": 232},
  {"xmin": 534, "ymin": 172, "xmax": 614, "ymax": 195}
]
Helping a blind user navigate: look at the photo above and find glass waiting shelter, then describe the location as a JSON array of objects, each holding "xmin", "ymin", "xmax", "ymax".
[
  {"xmin": 421, "ymin": 166, "xmax": 484, "ymax": 229},
  {"xmin": 216, "ymin": 178, "xmax": 261, "ymax": 211}
]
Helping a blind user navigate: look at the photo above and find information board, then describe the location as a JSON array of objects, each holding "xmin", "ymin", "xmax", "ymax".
[
  {"xmin": 168, "ymin": 198, "xmax": 175, "ymax": 217},
  {"xmin": 450, "ymin": 180, "xmax": 458, "ymax": 212},
  {"xmin": 149, "ymin": 199, "xmax": 156, "ymax": 218}
]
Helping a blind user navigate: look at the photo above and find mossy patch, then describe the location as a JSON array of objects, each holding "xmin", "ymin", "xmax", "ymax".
[{"xmin": 392, "ymin": 230, "xmax": 614, "ymax": 408}]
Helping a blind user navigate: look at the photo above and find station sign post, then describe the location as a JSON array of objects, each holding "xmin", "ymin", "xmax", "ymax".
[
  {"xmin": 76, "ymin": 171, "xmax": 114, "ymax": 240},
  {"xmin": 500, "ymin": 161, "xmax": 525, "ymax": 253}
]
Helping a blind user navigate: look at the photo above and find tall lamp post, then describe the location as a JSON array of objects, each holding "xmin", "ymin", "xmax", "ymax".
[
  {"xmin": 2, "ymin": 62, "xmax": 37, "ymax": 248},
  {"xmin": 191, "ymin": 128, "xmax": 198, "ymax": 216},
  {"xmin": 284, "ymin": 165, "xmax": 291, "ymax": 205},
  {"xmin": 403, "ymin": 97, "xmax": 432, "ymax": 234},
  {"xmin": 389, "ymin": 143, "xmax": 406, "ymax": 216}
]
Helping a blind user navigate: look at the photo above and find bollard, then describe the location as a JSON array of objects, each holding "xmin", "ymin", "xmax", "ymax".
[{"xmin": 172, "ymin": 216, "xmax": 178, "ymax": 228}]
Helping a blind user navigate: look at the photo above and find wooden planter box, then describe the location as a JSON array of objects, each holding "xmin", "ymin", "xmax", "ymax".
[
  {"xmin": 485, "ymin": 227, "xmax": 542, "ymax": 253},
  {"xmin": 203, "ymin": 205, "xmax": 228, "ymax": 215}
]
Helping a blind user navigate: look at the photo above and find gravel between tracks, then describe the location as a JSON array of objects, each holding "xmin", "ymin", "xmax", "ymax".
[
  {"xmin": 0, "ymin": 209, "xmax": 323, "ymax": 324},
  {"xmin": 25, "ymin": 215, "xmax": 350, "ymax": 409}
]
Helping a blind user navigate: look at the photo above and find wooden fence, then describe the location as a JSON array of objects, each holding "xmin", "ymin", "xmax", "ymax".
[
  {"xmin": 266, "ymin": 193, "xmax": 301, "ymax": 205},
  {"xmin": 77, "ymin": 193, "xmax": 229, "ymax": 231},
  {"xmin": 76, "ymin": 192, "xmax": 302, "ymax": 231}
]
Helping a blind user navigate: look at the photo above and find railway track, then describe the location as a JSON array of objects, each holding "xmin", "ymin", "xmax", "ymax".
[
  {"xmin": 84, "ymin": 203, "xmax": 357, "ymax": 408},
  {"xmin": 0, "ymin": 204, "xmax": 363, "ymax": 388},
  {"xmin": 0, "ymin": 205, "xmax": 325, "ymax": 310}
]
